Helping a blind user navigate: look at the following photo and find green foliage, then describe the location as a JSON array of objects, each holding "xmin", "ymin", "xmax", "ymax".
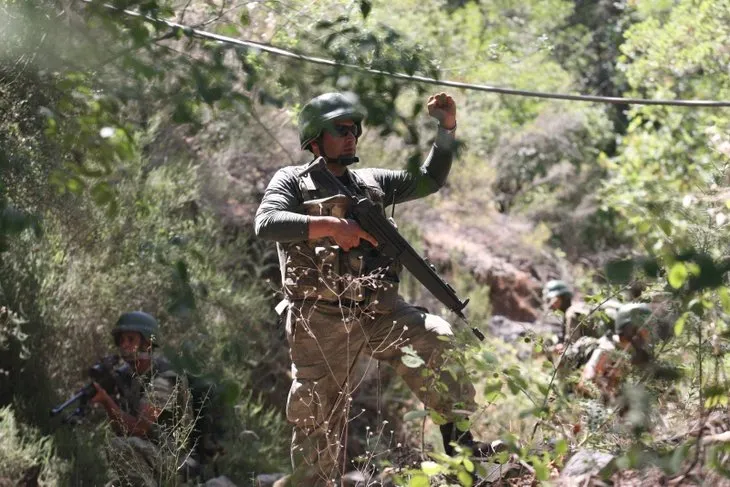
[
  {"xmin": 0, "ymin": 406, "xmax": 67, "ymax": 485},
  {"xmin": 4, "ymin": 0, "xmax": 730, "ymax": 483}
]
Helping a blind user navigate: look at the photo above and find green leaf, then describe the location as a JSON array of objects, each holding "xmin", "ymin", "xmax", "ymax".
[
  {"xmin": 463, "ymin": 457, "xmax": 475, "ymax": 473},
  {"xmin": 673, "ymin": 313, "xmax": 687, "ymax": 336},
  {"xmin": 66, "ymin": 177, "xmax": 85, "ymax": 195},
  {"xmin": 668, "ymin": 262, "xmax": 688, "ymax": 289},
  {"xmin": 403, "ymin": 409, "xmax": 429, "ymax": 422},
  {"xmin": 483, "ymin": 379, "xmax": 503, "ymax": 402},
  {"xmin": 530, "ymin": 455, "xmax": 550, "ymax": 481},
  {"xmin": 91, "ymin": 181, "xmax": 114, "ymax": 206},
  {"xmin": 455, "ymin": 418, "xmax": 470, "ymax": 431},
  {"xmin": 719, "ymin": 288, "xmax": 730, "ymax": 313},
  {"xmin": 420, "ymin": 461, "xmax": 444, "ymax": 476},
  {"xmin": 402, "ymin": 354, "xmax": 425, "ymax": 368},
  {"xmin": 216, "ymin": 24, "xmax": 239, "ymax": 38},
  {"xmin": 240, "ymin": 10, "xmax": 250, "ymax": 26},
  {"xmin": 555, "ymin": 439, "xmax": 568, "ymax": 457},
  {"xmin": 429, "ymin": 410, "xmax": 447, "ymax": 425},
  {"xmin": 401, "ymin": 345, "xmax": 425, "ymax": 368},
  {"xmin": 457, "ymin": 470, "xmax": 473, "ymax": 486},
  {"xmin": 408, "ymin": 474, "xmax": 429, "ymax": 487}
]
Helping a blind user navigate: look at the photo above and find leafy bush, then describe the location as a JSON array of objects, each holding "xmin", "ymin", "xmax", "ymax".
[{"xmin": 0, "ymin": 406, "xmax": 67, "ymax": 485}]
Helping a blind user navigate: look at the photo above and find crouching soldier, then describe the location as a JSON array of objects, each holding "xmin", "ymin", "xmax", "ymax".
[
  {"xmin": 576, "ymin": 303, "xmax": 656, "ymax": 400},
  {"xmin": 91, "ymin": 312, "xmax": 193, "ymax": 487},
  {"xmin": 543, "ymin": 280, "xmax": 619, "ymax": 346}
]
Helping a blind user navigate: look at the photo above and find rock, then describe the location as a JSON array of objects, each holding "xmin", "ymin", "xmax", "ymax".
[
  {"xmin": 204, "ymin": 475, "xmax": 238, "ymax": 487},
  {"xmin": 478, "ymin": 461, "xmax": 522, "ymax": 483},
  {"xmin": 255, "ymin": 473, "xmax": 287, "ymax": 487},
  {"xmin": 487, "ymin": 315, "xmax": 533, "ymax": 343},
  {"xmin": 420, "ymin": 216, "xmax": 549, "ymax": 322},
  {"xmin": 560, "ymin": 449, "xmax": 615, "ymax": 484}
]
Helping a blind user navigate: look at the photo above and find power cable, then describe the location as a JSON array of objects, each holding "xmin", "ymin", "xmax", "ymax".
[{"xmin": 85, "ymin": 1, "xmax": 730, "ymax": 108}]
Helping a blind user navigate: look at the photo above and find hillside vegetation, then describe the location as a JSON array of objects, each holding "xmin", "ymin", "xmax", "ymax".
[{"xmin": 1, "ymin": 0, "xmax": 730, "ymax": 485}]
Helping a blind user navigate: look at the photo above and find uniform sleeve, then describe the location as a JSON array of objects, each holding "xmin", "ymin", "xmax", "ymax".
[
  {"xmin": 254, "ymin": 167, "xmax": 310, "ymax": 243},
  {"xmin": 367, "ymin": 126, "xmax": 456, "ymax": 207},
  {"xmin": 139, "ymin": 373, "xmax": 179, "ymax": 416},
  {"xmin": 141, "ymin": 372, "xmax": 192, "ymax": 435}
]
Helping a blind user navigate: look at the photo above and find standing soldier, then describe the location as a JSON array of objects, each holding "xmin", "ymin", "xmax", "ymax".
[
  {"xmin": 90, "ymin": 311, "xmax": 193, "ymax": 487},
  {"xmin": 255, "ymin": 92, "xmax": 492, "ymax": 486}
]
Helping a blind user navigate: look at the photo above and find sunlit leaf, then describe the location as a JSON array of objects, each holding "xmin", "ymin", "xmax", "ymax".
[
  {"xmin": 408, "ymin": 474, "xmax": 429, "ymax": 487},
  {"xmin": 456, "ymin": 470, "xmax": 473, "ymax": 486},
  {"xmin": 668, "ymin": 262, "xmax": 688, "ymax": 289},
  {"xmin": 420, "ymin": 461, "xmax": 443, "ymax": 476}
]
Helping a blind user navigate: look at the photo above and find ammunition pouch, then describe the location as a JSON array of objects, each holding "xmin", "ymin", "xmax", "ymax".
[{"xmin": 282, "ymin": 194, "xmax": 400, "ymax": 313}]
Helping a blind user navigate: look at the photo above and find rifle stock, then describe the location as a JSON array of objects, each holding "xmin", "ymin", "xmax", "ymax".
[{"xmin": 300, "ymin": 157, "xmax": 484, "ymax": 341}]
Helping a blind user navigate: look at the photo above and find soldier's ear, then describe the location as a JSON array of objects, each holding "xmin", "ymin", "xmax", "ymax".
[{"xmin": 310, "ymin": 141, "xmax": 321, "ymax": 156}]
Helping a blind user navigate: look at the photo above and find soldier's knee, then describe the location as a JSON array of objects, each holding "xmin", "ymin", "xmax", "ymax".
[{"xmin": 286, "ymin": 378, "xmax": 342, "ymax": 430}]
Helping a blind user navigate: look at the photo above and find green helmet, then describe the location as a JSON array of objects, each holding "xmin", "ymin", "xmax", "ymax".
[
  {"xmin": 543, "ymin": 280, "xmax": 573, "ymax": 301},
  {"xmin": 298, "ymin": 92, "xmax": 366, "ymax": 150},
  {"xmin": 112, "ymin": 311, "xmax": 159, "ymax": 346},
  {"xmin": 614, "ymin": 303, "xmax": 651, "ymax": 335}
]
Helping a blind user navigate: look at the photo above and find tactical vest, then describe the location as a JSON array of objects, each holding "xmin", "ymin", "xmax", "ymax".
[
  {"xmin": 117, "ymin": 357, "xmax": 191, "ymax": 445},
  {"xmin": 281, "ymin": 166, "xmax": 400, "ymax": 313}
]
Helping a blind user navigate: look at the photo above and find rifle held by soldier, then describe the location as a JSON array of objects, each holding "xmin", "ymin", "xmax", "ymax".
[
  {"xmin": 50, "ymin": 355, "xmax": 131, "ymax": 422},
  {"xmin": 299, "ymin": 157, "xmax": 484, "ymax": 341}
]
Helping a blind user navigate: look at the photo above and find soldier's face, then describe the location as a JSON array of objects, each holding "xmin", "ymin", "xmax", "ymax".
[
  {"xmin": 549, "ymin": 295, "xmax": 568, "ymax": 311},
  {"xmin": 118, "ymin": 331, "xmax": 150, "ymax": 358},
  {"xmin": 315, "ymin": 119, "xmax": 358, "ymax": 159}
]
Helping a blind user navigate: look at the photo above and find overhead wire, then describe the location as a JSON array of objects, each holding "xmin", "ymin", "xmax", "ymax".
[{"xmin": 85, "ymin": 0, "xmax": 730, "ymax": 108}]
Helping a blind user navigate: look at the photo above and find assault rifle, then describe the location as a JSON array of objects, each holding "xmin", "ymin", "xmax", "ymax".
[
  {"xmin": 50, "ymin": 355, "xmax": 132, "ymax": 423},
  {"xmin": 300, "ymin": 157, "xmax": 485, "ymax": 341}
]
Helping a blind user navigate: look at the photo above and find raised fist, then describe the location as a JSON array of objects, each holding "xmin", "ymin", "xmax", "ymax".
[{"xmin": 427, "ymin": 92, "xmax": 456, "ymax": 130}]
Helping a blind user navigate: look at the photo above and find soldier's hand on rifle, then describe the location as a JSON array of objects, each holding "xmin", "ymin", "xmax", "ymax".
[
  {"xmin": 427, "ymin": 92, "xmax": 456, "ymax": 130},
  {"xmin": 330, "ymin": 218, "xmax": 378, "ymax": 251},
  {"xmin": 90, "ymin": 382, "xmax": 112, "ymax": 407}
]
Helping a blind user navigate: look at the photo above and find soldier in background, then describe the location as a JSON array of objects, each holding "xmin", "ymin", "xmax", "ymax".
[
  {"xmin": 576, "ymin": 303, "xmax": 657, "ymax": 400},
  {"xmin": 543, "ymin": 280, "xmax": 619, "ymax": 350},
  {"xmin": 90, "ymin": 311, "xmax": 193, "ymax": 487}
]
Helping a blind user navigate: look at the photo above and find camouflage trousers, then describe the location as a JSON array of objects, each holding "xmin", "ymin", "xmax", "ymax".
[
  {"xmin": 106, "ymin": 436, "xmax": 181, "ymax": 487},
  {"xmin": 284, "ymin": 297, "xmax": 477, "ymax": 487}
]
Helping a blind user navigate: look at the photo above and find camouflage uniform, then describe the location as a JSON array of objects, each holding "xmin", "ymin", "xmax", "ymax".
[
  {"xmin": 576, "ymin": 303, "xmax": 655, "ymax": 399},
  {"xmin": 560, "ymin": 335, "xmax": 601, "ymax": 371},
  {"xmin": 106, "ymin": 312, "xmax": 194, "ymax": 487},
  {"xmin": 285, "ymin": 299, "xmax": 475, "ymax": 485},
  {"xmin": 107, "ymin": 356, "xmax": 193, "ymax": 487},
  {"xmin": 256, "ymin": 93, "xmax": 476, "ymax": 486},
  {"xmin": 561, "ymin": 298, "xmax": 620, "ymax": 344}
]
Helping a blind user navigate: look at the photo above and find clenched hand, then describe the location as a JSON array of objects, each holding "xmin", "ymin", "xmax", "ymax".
[{"xmin": 427, "ymin": 92, "xmax": 457, "ymax": 130}]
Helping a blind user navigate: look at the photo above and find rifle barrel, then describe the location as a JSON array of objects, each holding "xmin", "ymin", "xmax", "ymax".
[{"xmin": 50, "ymin": 384, "xmax": 93, "ymax": 417}]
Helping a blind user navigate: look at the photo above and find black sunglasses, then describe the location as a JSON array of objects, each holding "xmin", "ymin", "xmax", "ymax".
[{"xmin": 325, "ymin": 123, "xmax": 362, "ymax": 138}]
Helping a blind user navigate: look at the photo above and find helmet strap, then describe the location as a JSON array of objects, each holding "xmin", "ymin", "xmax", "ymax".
[
  {"xmin": 316, "ymin": 136, "xmax": 360, "ymax": 166},
  {"xmin": 332, "ymin": 155, "xmax": 360, "ymax": 166}
]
